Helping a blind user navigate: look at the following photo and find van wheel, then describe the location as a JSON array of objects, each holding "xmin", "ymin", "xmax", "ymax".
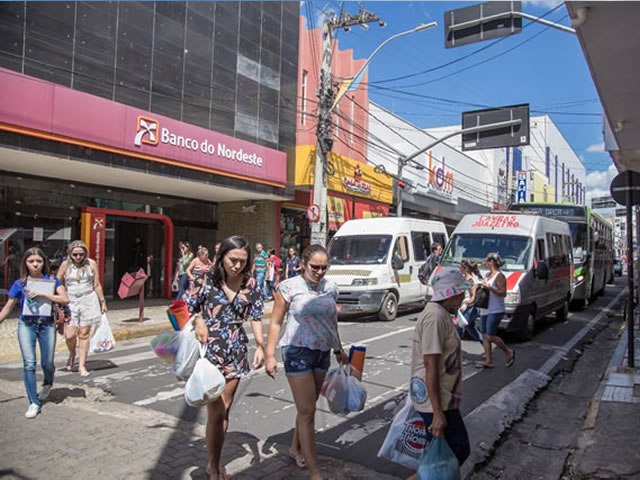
[
  {"xmin": 556, "ymin": 299, "xmax": 569, "ymax": 322},
  {"xmin": 378, "ymin": 293, "xmax": 398, "ymax": 322},
  {"xmin": 519, "ymin": 311, "xmax": 535, "ymax": 341}
]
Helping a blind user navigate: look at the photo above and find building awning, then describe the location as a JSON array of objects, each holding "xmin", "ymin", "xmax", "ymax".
[{"xmin": 567, "ymin": 2, "xmax": 640, "ymax": 172}]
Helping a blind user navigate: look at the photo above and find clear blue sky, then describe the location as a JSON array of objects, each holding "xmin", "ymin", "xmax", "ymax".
[{"xmin": 300, "ymin": 1, "xmax": 614, "ymax": 198}]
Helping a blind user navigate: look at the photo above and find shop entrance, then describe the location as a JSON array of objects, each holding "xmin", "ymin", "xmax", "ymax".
[
  {"xmin": 104, "ymin": 218, "xmax": 165, "ymax": 299},
  {"xmin": 82, "ymin": 207, "xmax": 174, "ymax": 299}
]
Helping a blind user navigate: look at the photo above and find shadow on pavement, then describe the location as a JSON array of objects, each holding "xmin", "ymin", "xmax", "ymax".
[
  {"xmin": 0, "ymin": 469, "xmax": 36, "ymax": 480},
  {"xmin": 46, "ymin": 386, "xmax": 87, "ymax": 404}
]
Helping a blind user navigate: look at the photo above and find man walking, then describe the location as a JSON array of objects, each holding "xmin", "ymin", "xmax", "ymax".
[
  {"xmin": 408, "ymin": 269, "xmax": 470, "ymax": 478},
  {"xmin": 418, "ymin": 242, "xmax": 443, "ymax": 285},
  {"xmin": 252, "ymin": 243, "xmax": 269, "ymax": 297}
]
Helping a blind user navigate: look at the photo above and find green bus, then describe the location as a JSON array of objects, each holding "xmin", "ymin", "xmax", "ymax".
[{"xmin": 510, "ymin": 203, "xmax": 613, "ymax": 307}]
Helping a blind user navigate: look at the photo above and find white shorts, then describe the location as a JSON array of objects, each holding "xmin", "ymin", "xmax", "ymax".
[{"xmin": 68, "ymin": 291, "xmax": 102, "ymax": 328}]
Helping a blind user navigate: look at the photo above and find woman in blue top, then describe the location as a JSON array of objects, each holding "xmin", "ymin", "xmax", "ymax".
[
  {"xmin": 0, "ymin": 247, "xmax": 68, "ymax": 418},
  {"xmin": 265, "ymin": 244, "xmax": 348, "ymax": 480}
]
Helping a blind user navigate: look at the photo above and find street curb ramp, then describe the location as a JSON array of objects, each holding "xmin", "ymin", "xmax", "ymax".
[{"xmin": 461, "ymin": 368, "xmax": 551, "ymax": 479}]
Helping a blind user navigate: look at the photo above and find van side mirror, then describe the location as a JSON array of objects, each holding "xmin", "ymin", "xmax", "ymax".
[
  {"xmin": 391, "ymin": 255, "xmax": 404, "ymax": 270},
  {"xmin": 535, "ymin": 261, "xmax": 549, "ymax": 280}
]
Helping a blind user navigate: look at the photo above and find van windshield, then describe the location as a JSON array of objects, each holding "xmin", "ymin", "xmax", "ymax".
[
  {"xmin": 441, "ymin": 234, "xmax": 533, "ymax": 271},
  {"xmin": 328, "ymin": 234, "xmax": 392, "ymax": 265}
]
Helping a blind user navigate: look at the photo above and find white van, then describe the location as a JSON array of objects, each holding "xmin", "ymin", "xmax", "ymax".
[
  {"xmin": 326, "ymin": 217, "xmax": 449, "ymax": 321},
  {"xmin": 436, "ymin": 213, "xmax": 573, "ymax": 340}
]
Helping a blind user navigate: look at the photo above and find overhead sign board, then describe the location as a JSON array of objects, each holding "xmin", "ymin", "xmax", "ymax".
[
  {"xmin": 445, "ymin": 1, "xmax": 522, "ymax": 49},
  {"xmin": 610, "ymin": 171, "xmax": 640, "ymax": 207},
  {"xmin": 462, "ymin": 103, "xmax": 530, "ymax": 151},
  {"xmin": 591, "ymin": 195, "xmax": 617, "ymax": 210}
]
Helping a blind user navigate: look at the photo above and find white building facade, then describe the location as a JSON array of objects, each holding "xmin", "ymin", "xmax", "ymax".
[{"xmin": 367, "ymin": 103, "xmax": 493, "ymax": 229}]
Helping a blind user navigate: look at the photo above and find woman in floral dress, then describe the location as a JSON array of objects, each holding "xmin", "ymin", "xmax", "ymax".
[
  {"xmin": 182, "ymin": 246, "xmax": 213, "ymax": 305},
  {"xmin": 192, "ymin": 236, "xmax": 265, "ymax": 480}
]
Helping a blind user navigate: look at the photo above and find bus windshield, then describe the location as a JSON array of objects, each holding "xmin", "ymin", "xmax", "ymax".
[
  {"xmin": 328, "ymin": 234, "xmax": 392, "ymax": 265},
  {"xmin": 569, "ymin": 223, "xmax": 588, "ymax": 262},
  {"xmin": 441, "ymin": 234, "xmax": 532, "ymax": 271}
]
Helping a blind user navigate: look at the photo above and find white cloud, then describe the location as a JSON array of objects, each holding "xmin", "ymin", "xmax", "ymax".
[
  {"xmin": 524, "ymin": 0, "xmax": 562, "ymax": 8},
  {"xmin": 586, "ymin": 142, "xmax": 605, "ymax": 153},
  {"xmin": 585, "ymin": 164, "xmax": 618, "ymax": 206},
  {"xmin": 585, "ymin": 164, "xmax": 617, "ymax": 190}
]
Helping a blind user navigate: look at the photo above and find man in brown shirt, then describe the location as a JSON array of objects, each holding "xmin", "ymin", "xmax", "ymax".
[{"xmin": 409, "ymin": 268, "xmax": 470, "ymax": 473}]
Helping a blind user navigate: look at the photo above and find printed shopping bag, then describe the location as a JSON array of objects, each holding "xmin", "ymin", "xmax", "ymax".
[
  {"xmin": 184, "ymin": 345, "xmax": 225, "ymax": 407},
  {"xmin": 377, "ymin": 395, "xmax": 427, "ymax": 470},
  {"xmin": 417, "ymin": 437, "xmax": 460, "ymax": 480},
  {"xmin": 89, "ymin": 314, "xmax": 116, "ymax": 353}
]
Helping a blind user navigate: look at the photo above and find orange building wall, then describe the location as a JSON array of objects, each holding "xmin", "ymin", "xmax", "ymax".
[{"xmin": 297, "ymin": 16, "xmax": 370, "ymax": 164}]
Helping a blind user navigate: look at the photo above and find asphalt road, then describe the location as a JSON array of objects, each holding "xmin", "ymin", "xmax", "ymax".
[{"xmin": 0, "ymin": 278, "xmax": 626, "ymax": 478}]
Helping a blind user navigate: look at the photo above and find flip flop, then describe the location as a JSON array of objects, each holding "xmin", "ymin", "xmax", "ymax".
[
  {"xmin": 475, "ymin": 361, "xmax": 494, "ymax": 369},
  {"xmin": 506, "ymin": 350, "xmax": 516, "ymax": 368}
]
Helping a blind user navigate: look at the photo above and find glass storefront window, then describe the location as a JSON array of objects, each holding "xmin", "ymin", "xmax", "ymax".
[{"xmin": 280, "ymin": 207, "xmax": 309, "ymax": 260}]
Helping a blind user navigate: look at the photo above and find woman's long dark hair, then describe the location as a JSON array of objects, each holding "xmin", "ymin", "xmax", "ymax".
[
  {"xmin": 461, "ymin": 259, "xmax": 481, "ymax": 278},
  {"xmin": 20, "ymin": 247, "xmax": 51, "ymax": 281},
  {"xmin": 210, "ymin": 236, "xmax": 253, "ymax": 287}
]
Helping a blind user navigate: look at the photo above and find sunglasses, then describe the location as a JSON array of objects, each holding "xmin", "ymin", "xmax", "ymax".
[
  {"xmin": 308, "ymin": 264, "xmax": 329, "ymax": 272},
  {"xmin": 71, "ymin": 252, "xmax": 86, "ymax": 258}
]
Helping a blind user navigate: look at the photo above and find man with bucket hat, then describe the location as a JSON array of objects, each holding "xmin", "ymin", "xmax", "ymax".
[{"xmin": 408, "ymin": 268, "xmax": 471, "ymax": 475}]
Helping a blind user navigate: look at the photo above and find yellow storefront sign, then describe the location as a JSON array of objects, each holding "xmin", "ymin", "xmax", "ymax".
[{"xmin": 295, "ymin": 145, "xmax": 393, "ymax": 204}]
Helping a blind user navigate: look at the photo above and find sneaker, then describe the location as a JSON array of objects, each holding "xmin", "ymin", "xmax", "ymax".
[
  {"xmin": 25, "ymin": 403, "xmax": 40, "ymax": 419},
  {"xmin": 39, "ymin": 384, "xmax": 52, "ymax": 402}
]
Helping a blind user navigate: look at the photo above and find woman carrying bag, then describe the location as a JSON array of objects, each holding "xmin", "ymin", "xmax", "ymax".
[
  {"xmin": 0, "ymin": 247, "xmax": 68, "ymax": 418},
  {"xmin": 173, "ymin": 241, "xmax": 193, "ymax": 300},
  {"xmin": 191, "ymin": 236, "xmax": 265, "ymax": 480},
  {"xmin": 57, "ymin": 240, "xmax": 107, "ymax": 376},
  {"xmin": 265, "ymin": 244, "xmax": 348, "ymax": 480}
]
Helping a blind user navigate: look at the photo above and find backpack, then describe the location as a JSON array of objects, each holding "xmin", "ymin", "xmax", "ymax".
[{"xmin": 418, "ymin": 254, "xmax": 438, "ymax": 285}]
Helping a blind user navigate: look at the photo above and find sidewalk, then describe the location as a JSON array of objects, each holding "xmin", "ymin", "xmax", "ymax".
[
  {"xmin": 0, "ymin": 377, "xmax": 398, "ymax": 480},
  {"xmin": 567, "ymin": 322, "xmax": 640, "ymax": 478},
  {"xmin": 0, "ymin": 297, "xmax": 274, "ymax": 362}
]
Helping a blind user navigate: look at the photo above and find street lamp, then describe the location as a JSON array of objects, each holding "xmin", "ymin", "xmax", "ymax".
[
  {"xmin": 310, "ymin": 21, "xmax": 438, "ymax": 246},
  {"xmin": 330, "ymin": 22, "xmax": 438, "ymax": 113}
]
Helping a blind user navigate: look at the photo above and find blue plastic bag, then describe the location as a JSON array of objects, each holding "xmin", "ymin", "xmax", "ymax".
[{"xmin": 417, "ymin": 437, "xmax": 460, "ymax": 480}]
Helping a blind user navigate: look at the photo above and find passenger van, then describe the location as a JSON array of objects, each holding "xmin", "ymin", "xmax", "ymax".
[
  {"xmin": 436, "ymin": 213, "xmax": 573, "ymax": 340},
  {"xmin": 326, "ymin": 217, "xmax": 448, "ymax": 321}
]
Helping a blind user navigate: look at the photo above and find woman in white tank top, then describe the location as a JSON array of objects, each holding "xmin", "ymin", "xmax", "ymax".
[{"xmin": 477, "ymin": 253, "xmax": 515, "ymax": 369}]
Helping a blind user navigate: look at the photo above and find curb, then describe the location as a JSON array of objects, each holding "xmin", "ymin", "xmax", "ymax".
[{"xmin": 113, "ymin": 311, "xmax": 273, "ymax": 342}]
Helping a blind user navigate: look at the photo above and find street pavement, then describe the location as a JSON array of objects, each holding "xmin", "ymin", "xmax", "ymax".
[{"xmin": 0, "ymin": 279, "xmax": 638, "ymax": 479}]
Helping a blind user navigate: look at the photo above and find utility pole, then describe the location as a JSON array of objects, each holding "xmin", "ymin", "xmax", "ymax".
[{"xmin": 310, "ymin": 8, "xmax": 382, "ymax": 247}]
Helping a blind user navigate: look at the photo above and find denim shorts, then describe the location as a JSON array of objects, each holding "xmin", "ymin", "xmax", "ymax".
[
  {"xmin": 418, "ymin": 409, "xmax": 470, "ymax": 467},
  {"xmin": 480, "ymin": 313, "xmax": 504, "ymax": 336},
  {"xmin": 281, "ymin": 346, "xmax": 330, "ymax": 376}
]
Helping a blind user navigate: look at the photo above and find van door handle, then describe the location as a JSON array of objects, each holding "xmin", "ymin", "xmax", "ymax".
[{"xmin": 409, "ymin": 266, "xmax": 413, "ymax": 274}]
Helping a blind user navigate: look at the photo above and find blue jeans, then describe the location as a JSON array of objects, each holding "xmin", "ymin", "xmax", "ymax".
[
  {"xmin": 463, "ymin": 307, "xmax": 483, "ymax": 344},
  {"xmin": 255, "ymin": 271, "xmax": 266, "ymax": 297},
  {"xmin": 176, "ymin": 273, "xmax": 189, "ymax": 300},
  {"xmin": 281, "ymin": 346, "xmax": 331, "ymax": 376},
  {"xmin": 17, "ymin": 317, "xmax": 56, "ymax": 407},
  {"xmin": 480, "ymin": 313, "xmax": 505, "ymax": 336}
]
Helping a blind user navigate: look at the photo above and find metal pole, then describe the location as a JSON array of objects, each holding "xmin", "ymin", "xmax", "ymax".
[
  {"xmin": 396, "ymin": 160, "xmax": 404, "ymax": 217},
  {"xmin": 310, "ymin": 20, "xmax": 334, "ymax": 247},
  {"xmin": 626, "ymin": 201, "xmax": 635, "ymax": 367}
]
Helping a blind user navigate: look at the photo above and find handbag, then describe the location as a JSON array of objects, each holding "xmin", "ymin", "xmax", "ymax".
[{"xmin": 473, "ymin": 286, "xmax": 489, "ymax": 309}]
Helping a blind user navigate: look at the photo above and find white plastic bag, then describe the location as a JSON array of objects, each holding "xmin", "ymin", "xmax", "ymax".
[
  {"xmin": 323, "ymin": 365, "xmax": 350, "ymax": 414},
  {"xmin": 172, "ymin": 317, "xmax": 200, "ymax": 381},
  {"xmin": 377, "ymin": 395, "xmax": 427, "ymax": 470},
  {"xmin": 184, "ymin": 345, "xmax": 225, "ymax": 407},
  {"xmin": 455, "ymin": 310, "xmax": 469, "ymax": 328},
  {"xmin": 89, "ymin": 314, "xmax": 116, "ymax": 353},
  {"xmin": 346, "ymin": 375, "xmax": 367, "ymax": 412}
]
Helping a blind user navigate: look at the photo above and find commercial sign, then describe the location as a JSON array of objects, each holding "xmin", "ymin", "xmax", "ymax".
[
  {"xmin": 516, "ymin": 170, "xmax": 527, "ymax": 203},
  {"xmin": 294, "ymin": 145, "xmax": 393, "ymax": 204},
  {"xmin": 0, "ymin": 68, "xmax": 286, "ymax": 187}
]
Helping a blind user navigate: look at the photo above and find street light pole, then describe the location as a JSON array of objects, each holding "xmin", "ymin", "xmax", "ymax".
[{"xmin": 310, "ymin": 14, "xmax": 436, "ymax": 246}]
